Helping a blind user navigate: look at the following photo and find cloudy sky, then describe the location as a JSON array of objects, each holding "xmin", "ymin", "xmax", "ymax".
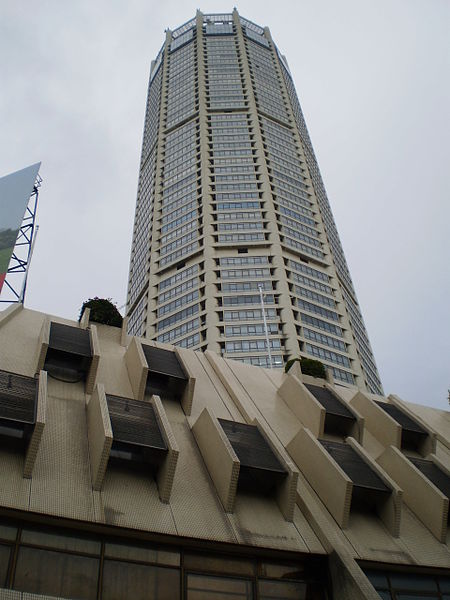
[{"xmin": 1, "ymin": 0, "xmax": 448, "ymax": 408}]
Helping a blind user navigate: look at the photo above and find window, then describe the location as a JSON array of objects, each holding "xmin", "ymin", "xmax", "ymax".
[
  {"xmin": 187, "ymin": 573, "xmax": 252, "ymax": 599},
  {"xmin": 14, "ymin": 547, "xmax": 99, "ymax": 599},
  {"xmin": 364, "ymin": 568, "xmax": 450, "ymax": 599},
  {"xmin": 0, "ymin": 519, "xmax": 327, "ymax": 599},
  {"xmin": 102, "ymin": 561, "xmax": 178, "ymax": 600}
]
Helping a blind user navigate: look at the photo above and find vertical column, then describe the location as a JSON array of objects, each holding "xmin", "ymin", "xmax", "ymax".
[
  {"xmin": 146, "ymin": 31, "xmax": 172, "ymax": 339},
  {"xmin": 265, "ymin": 27, "xmax": 366, "ymax": 389},
  {"xmin": 196, "ymin": 11, "xmax": 221, "ymax": 353},
  {"xmin": 233, "ymin": 10, "xmax": 299, "ymax": 360}
]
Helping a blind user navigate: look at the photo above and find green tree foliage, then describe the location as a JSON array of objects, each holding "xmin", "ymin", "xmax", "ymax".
[
  {"xmin": 284, "ymin": 357, "xmax": 327, "ymax": 379},
  {"xmin": 79, "ymin": 297, "xmax": 123, "ymax": 328}
]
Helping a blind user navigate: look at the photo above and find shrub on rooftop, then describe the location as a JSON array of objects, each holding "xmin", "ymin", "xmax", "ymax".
[{"xmin": 79, "ymin": 297, "xmax": 123, "ymax": 328}]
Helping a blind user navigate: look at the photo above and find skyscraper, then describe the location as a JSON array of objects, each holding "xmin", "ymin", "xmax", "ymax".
[{"xmin": 126, "ymin": 10, "xmax": 383, "ymax": 395}]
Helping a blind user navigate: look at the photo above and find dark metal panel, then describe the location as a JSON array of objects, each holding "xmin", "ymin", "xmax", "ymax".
[
  {"xmin": 409, "ymin": 457, "xmax": 450, "ymax": 500},
  {"xmin": 219, "ymin": 419, "xmax": 287, "ymax": 495},
  {"xmin": 49, "ymin": 323, "xmax": 92, "ymax": 357},
  {"xmin": 320, "ymin": 440, "xmax": 390, "ymax": 493},
  {"xmin": 142, "ymin": 345, "xmax": 187, "ymax": 380},
  {"xmin": 106, "ymin": 395, "xmax": 167, "ymax": 450},
  {"xmin": 305, "ymin": 384, "xmax": 355, "ymax": 420},
  {"xmin": 375, "ymin": 401, "xmax": 427, "ymax": 436},
  {"xmin": 0, "ymin": 370, "xmax": 36, "ymax": 424},
  {"xmin": 219, "ymin": 420, "xmax": 286, "ymax": 474}
]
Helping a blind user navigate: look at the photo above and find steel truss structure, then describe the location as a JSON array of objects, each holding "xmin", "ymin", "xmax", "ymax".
[{"xmin": 0, "ymin": 173, "xmax": 42, "ymax": 305}]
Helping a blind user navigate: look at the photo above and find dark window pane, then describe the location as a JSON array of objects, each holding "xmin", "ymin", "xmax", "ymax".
[
  {"xmin": 0, "ymin": 524, "xmax": 17, "ymax": 541},
  {"xmin": 365, "ymin": 571, "xmax": 389, "ymax": 589},
  {"xmin": 102, "ymin": 560, "xmax": 179, "ymax": 600},
  {"xmin": 377, "ymin": 593, "xmax": 391, "ymax": 600},
  {"xmin": 187, "ymin": 573, "xmax": 252, "ymax": 599},
  {"xmin": 396, "ymin": 596, "xmax": 439, "ymax": 600},
  {"xmin": 259, "ymin": 561, "xmax": 305, "ymax": 580},
  {"xmin": 21, "ymin": 528, "xmax": 100, "ymax": 554},
  {"xmin": 14, "ymin": 547, "xmax": 98, "ymax": 599},
  {"xmin": 258, "ymin": 579, "xmax": 307, "ymax": 599},
  {"xmin": 0, "ymin": 543, "xmax": 11, "ymax": 587},
  {"xmin": 440, "ymin": 577, "xmax": 450, "ymax": 592},
  {"xmin": 390, "ymin": 573, "xmax": 438, "ymax": 592},
  {"xmin": 104, "ymin": 542, "xmax": 179, "ymax": 566},
  {"xmin": 184, "ymin": 552, "xmax": 254, "ymax": 576}
]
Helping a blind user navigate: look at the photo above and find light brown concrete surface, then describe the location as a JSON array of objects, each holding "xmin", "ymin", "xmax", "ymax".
[
  {"xmin": 389, "ymin": 394, "xmax": 437, "ymax": 456},
  {"xmin": 151, "ymin": 394, "xmax": 179, "ymax": 503},
  {"xmin": 346, "ymin": 437, "xmax": 402, "ymax": 537},
  {"xmin": 287, "ymin": 427, "xmax": 353, "ymax": 528},
  {"xmin": 378, "ymin": 445, "xmax": 448, "ymax": 542},
  {"xmin": 124, "ymin": 336, "xmax": 147, "ymax": 401},
  {"xmin": 86, "ymin": 383, "xmax": 113, "ymax": 491},
  {"xmin": 350, "ymin": 391, "xmax": 401, "ymax": 453},
  {"xmin": 191, "ymin": 407, "xmax": 240, "ymax": 513},
  {"xmin": 278, "ymin": 372, "xmax": 325, "ymax": 438},
  {"xmin": 174, "ymin": 347, "xmax": 196, "ymax": 416},
  {"xmin": 253, "ymin": 417, "xmax": 299, "ymax": 522},
  {"xmin": 1, "ymin": 307, "xmax": 449, "ymax": 599},
  {"xmin": 23, "ymin": 370, "xmax": 47, "ymax": 478}
]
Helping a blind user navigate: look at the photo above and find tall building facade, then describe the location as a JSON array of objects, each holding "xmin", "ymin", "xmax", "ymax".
[{"xmin": 126, "ymin": 10, "xmax": 383, "ymax": 395}]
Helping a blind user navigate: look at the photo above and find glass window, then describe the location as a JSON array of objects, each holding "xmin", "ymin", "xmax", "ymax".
[
  {"xmin": 440, "ymin": 577, "xmax": 450, "ymax": 592},
  {"xmin": 396, "ymin": 596, "xmax": 437, "ymax": 600},
  {"xmin": 21, "ymin": 528, "xmax": 100, "ymax": 554},
  {"xmin": 104, "ymin": 542, "xmax": 179, "ymax": 566},
  {"xmin": 258, "ymin": 578, "xmax": 307, "ymax": 599},
  {"xmin": 389, "ymin": 573, "xmax": 438, "ymax": 592},
  {"xmin": 0, "ymin": 543, "xmax": 11, "ymax": 587},
  {"xmin": 184, "ymin": 552, "xmax": 254, "ymax": 576},
  {"xmin": 365, "ymin": 570, "xmax": 389, "ymax": 588},
  {"xmin": 0, "ymin": 523, "xmax": 17, "ymax": 541},
  {"xmin": 187, "ymin": 573, "xmax": 252, "ymax": 599},
  {"xmin": 259, "ymin": 562, "xmax": 305, "ymax": 580},
  {"xmin": 13, "ymin": 547, "xmax": 99, "ymax": 599},
  {"xmin": 102, "ymin": 561, "xmax": 179, "ymax": 600}
]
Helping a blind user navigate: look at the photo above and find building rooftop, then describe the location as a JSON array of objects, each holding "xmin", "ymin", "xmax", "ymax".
[{"xmin": 0, "ymin": 304, "xmax": 449, "ymax": 598}]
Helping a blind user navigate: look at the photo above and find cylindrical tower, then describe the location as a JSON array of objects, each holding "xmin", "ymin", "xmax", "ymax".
[{"xmin": 126, "ymin": 10, "xmax": 383, "ymax": 395}]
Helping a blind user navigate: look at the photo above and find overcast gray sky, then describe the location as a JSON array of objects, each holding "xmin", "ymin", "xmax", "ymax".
[{"xmin": 1, "ymin": 0, "xmax": 449, "ymax": 409}]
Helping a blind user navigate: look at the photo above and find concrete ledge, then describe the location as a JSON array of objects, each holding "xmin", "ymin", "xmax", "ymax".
[
  {"xmin": 24, "ymin": 370, "xmax": 47, "ymax": 478},
  {"xmin": 389, "ymin": 394, "xmax": 437, "ymax": 456},
  {"xmin": 124, "ymin": 337, "xmax": 148, "ymax": 401},
  {"xmin": 350, "ymin": 391, "xmax": 401, "ymax": 450},
  {"xmin": 253, "ymin": 417, "xmax": 299, "ymax": 522},
  {"xmin": 377, "ymin": 445, "xmax": 448, "ymax": 542},
  {"xmin": 87, "ymin": 383, "xmax": 113, "ymax": 491},
  {"xmin": 120, "ymin": 317, "xmax": 129, "ymax": 347},
  {"xmin": 0, "ymin": 303, "xmax": 22, "ymax": 328},
  {"xmin": 174, "ymin": 347, "xmax": 196, "ymax": 416},
  {"xmin": 287, "ymin": 427, "xmax": 353, "ymax": 528},
  {"xmin": 329, "ymin": 549, "xmax": 381, "ymax": 600},
  {"xmin": 205, "ymin": 350, "xmax": 257, "ymax": 422},
  {"xmin": 86, "ymin": 325, "xmax": 100, "ymax": 395},
  {"xmin": 278, "ymin": 373, "xmax": 325, "ymax": 438},
  {"xmin": 152, "ymin": 394, "xmax": 179, "ymax": 503},
  {"xmin": 301, "ymin": 372, "xmax": 333, "ymax": 386},
  {"xmin": 191, "ymin": 407, "xmax": 240, "ymax": 512},
  {"xmin": 35, "ymin": 316, "xmax": 50, "ymax": 374},
  {"xmin": 346, "ymin": 437, "xmax": 403, "ymax": 537},
  {"xmin": 325, "ymin": 383, "xmax": 365, "ymax": 443},
  {"xmin": 79, "ymin": 307, "xmax": 90, "ymax": 329}
]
